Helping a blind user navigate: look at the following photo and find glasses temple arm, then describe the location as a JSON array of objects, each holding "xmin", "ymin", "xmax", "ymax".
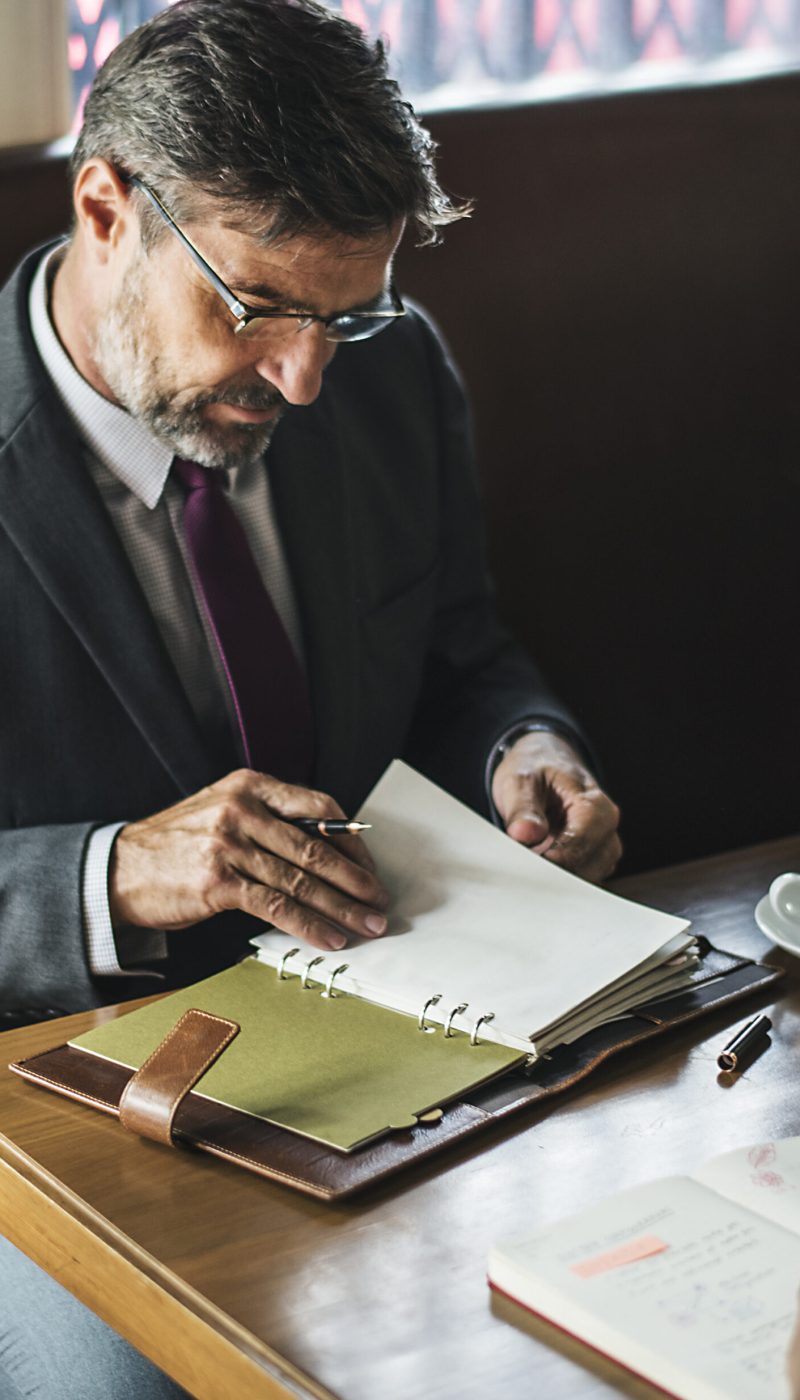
[{"xmin": 127, "ymin": 176, "xmax": 248, "ymax": 321}]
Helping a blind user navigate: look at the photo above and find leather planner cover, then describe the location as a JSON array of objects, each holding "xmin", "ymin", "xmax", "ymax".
[{"xmin": 9, "ymin": 940, "xmax": 783, "ymax": 1201}]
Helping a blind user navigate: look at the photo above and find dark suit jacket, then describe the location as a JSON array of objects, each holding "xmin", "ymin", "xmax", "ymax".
[{"xmin": 0, "ymin": 246, "xmax": 581, "ymax": 1015}]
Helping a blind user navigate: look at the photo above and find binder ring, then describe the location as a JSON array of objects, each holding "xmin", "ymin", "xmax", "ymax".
[
  {"xmin": 470, "ymin": 1012, "xmax": 495, "ymax": 1046},
  {"xmin": 278, "ymin": 948, "xmax": 300, "ymax": 979},
  {"xmin": 301, "ymin": 955, "xmax": 326, "ymax": 989},
  {"xmin": 323, "ymin": 962, "xmax": 350, "ymax": 998},
  {"xmin": 444, "ymin": 1003, "xmax": 469, "ymax": 1038},
  {"xmin": 418, "ymin": 993, "xmax": 442, "ymax": 1032}
]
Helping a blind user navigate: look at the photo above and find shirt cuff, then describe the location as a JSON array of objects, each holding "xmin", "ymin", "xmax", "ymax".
[{"xmin": 82, "ymin": 823, "xmax": 167, "ymax": 977}]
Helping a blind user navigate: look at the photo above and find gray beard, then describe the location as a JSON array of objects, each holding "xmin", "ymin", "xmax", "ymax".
[{"xmin": 90, "ymin": 263, "xmax": 284, "ymax": 469}]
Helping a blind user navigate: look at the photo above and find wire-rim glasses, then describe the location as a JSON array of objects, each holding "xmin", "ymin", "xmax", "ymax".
[{"xmin": 127, "ymin": 176, "xmax": 406, "ymax": 344}]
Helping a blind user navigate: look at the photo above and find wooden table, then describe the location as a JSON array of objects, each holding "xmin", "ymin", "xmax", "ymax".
[{"xmin": 2, "ymin": 836, "xmax": 799, "ymax": 1400}]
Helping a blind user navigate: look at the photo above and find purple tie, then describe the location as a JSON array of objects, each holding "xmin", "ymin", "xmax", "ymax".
[{"xmin": 174, "ymin": 458, "xmax": 313, "ymax": 783}]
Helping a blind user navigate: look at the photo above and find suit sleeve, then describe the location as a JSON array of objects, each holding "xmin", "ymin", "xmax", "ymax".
[
  {"xmin": 0, "ymin": 823, "xmax": 159, "ymax": 1017},
  {"xmin": 401, "ymin": 311, "xmax": 593, "ymax": 816},
  {"xmin": 0, "ymin": 817, "xmax": 154, "ymax": 1019}
]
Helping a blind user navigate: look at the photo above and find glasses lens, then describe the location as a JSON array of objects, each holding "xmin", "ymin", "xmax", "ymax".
[
  {"xmin": 326, "ymin": 314, "xmax": 399, "ymax": 344},
  {"xmin": 233, "ymin": 299, "xmax": 404, "ymax": 343}
]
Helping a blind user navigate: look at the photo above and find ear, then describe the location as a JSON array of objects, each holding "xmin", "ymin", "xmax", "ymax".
[{"xmin": 72, "ymin": 159, "xmax": 137, "ymax": 264}]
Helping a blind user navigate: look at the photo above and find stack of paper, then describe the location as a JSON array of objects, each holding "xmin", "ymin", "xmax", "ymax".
[{"xmin": 253, "ymin": 762, "xmax": 696, "ymax": 1059}]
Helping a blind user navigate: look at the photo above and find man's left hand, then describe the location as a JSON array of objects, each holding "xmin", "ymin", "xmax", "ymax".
[{"xmin": 492, "ymin": 730, "xmax": 622, "ymax": 882}]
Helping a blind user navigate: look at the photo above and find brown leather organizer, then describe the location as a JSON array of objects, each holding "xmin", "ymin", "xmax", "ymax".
[{"xmin": 10, "ymin": 941, "xmax": 782, "ymax": 1201}]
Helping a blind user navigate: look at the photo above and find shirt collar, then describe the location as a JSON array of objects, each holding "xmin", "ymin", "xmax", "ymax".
[{"xmin": 29, "ymin": 245, "xmax": 173, "ymax": 510}]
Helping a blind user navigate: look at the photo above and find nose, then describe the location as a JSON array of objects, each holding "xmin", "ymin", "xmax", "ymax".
[{"xmin": 252, "ymin": 325, "xmax": 335, "ymax": 406}]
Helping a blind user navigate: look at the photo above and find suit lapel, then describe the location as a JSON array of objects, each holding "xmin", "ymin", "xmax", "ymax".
[
  {"xmin": 0, "ymin": 247, "xmax": 361, "ymax": 803},
  {"xmin": 0, "ymin": 400, "xmax": 214, "ymax": 796},
  {"xmin": 269, "ymin": 399, "xmax": 361, "ymax": 805}
]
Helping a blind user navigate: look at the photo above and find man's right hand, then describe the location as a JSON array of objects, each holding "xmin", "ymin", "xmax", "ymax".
[{"xmin": 108, "ymin": 769, "xmax": 389, "ymax": 951}]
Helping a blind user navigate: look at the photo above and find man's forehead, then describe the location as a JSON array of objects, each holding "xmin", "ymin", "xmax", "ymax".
[{"xmin": 185, "ymin": 211, "xmax": 404, "ymax": 289}]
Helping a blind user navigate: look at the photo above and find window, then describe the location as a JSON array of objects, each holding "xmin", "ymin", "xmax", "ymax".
[
  {"xmin": 68, "ymin": 0, "xmax": 169, "ymax": 131},
  {"xmin": 68, "ymin": 0, "xmax": 800, "ymax": 127}
]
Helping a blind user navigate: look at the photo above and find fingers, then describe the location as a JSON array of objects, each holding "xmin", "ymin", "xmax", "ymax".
[
  {"xmin": 234, "ymin": 796, "xmax": 387, "ymax": 912},
  {"xmin": 224, "ymin": 858, "xmax": 384, "ymax": 951},
  {"xmin": 547, "ymin": 821, "xmax": 623, "ymax": 882},
  {"xmin": 109, "ymin": 768, "xmax": 388, "ymax": 944},
  {"xmin": 206, "ymin": 773, "xmax": 389, "ymax": 947},
  {"xmin": 543, "ymin": 790, "xmax": 623, "ymax": 881},
  {"xmin": 229, "ymin": 829, "xmax": 388, "ymax": 938},
  {"xmin": 248, "ymin": 774, "xmax": 377, "ymax": 875}
]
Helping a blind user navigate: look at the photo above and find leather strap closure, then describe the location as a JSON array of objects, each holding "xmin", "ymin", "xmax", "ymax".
[{"xmin": 118, "ymin": 1008, "xmax": 239, "ymax": 1147}]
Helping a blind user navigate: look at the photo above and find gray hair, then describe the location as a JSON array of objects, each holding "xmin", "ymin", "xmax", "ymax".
[{"xmin": 70, "ymin": 0, "xmax": 469, "ymax": 246}]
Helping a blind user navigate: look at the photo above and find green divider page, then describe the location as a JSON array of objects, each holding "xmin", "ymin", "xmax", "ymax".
[{"xmin": 70, "ymin": 959, "xmax": 524, "ymax": 1152}]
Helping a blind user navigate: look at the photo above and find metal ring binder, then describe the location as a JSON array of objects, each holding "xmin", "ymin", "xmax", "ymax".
[
  {"xmin": 418, "ymin": 993, "xmax": 442, "ymax": 1032},
  {"xmin": 470, "ymin": 1012, "xmax": 495, "ymax": 1046},
  {"xmin": 301, "ymin": 956, "xmax": 326, "ymax": 988},
  {"xmin": 444, "ymin": 1003, "xmax": 469, "ymax": 1038},
  {"xmin": 322, "ymin": 963, "xmax": 350, "ymax": 998},
  {"xmin": 278, "ymin": 948, "xmax": 300, "ymax": 979}
]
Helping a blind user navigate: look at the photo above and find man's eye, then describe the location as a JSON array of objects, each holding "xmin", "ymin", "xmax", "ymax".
[{"xmin": 237, "ymin": 299, "xmax": 294, "ymax": 316}]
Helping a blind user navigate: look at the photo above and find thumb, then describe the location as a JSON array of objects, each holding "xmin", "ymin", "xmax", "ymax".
[{"xmin": 504, "ymin": 805, "xmax": 550, "ymax": 847}]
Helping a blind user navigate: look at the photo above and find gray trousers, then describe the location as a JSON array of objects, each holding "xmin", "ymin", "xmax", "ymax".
[{"xmin": 0, "ymin": 1237, "xmax": 189, "ymax": 1399}]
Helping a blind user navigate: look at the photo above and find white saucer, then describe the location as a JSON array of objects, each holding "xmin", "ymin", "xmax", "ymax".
[{"xmin": 755, "ymin": 895, "xmax": 800, "ymax": 955}]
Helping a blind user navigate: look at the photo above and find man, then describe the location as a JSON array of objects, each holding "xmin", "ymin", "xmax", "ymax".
[
  {"xmin": 0, "ymin": 0, "xmax": 622, "ymax": 1388},
  {"xmin": 0, "ymin": 0, "xmax": 619, "ymax": 1029}
]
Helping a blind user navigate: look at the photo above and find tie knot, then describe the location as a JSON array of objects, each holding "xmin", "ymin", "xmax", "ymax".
[{"xmin": 173, "ymin": 457, "xmax": 215, "ymax": 492}]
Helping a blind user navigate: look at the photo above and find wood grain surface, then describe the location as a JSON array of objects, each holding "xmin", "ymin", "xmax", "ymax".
[{"xmin": 2, "ymin": 834, "xmax": 799, "ymax": 1400}]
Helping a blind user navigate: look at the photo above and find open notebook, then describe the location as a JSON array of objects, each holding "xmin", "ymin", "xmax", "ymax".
[
  {"xmin": 14, "ymin": 760, "xmax": 778, "ymax": 1195},
  {"xmin": 489, "ymin": 1136, "xmax": 800, "ymax": 1400},
  {"xmin": 62, "ymin": 762, "xmax": 695, "ymax": 1153},
  {"xmin": 253, "ymin": 761, "xmax": 697, "ymax": 1058}
]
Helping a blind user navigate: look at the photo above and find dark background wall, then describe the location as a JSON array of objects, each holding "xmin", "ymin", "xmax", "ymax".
[{"xmin": 2, "ymin": 74, "xmax": 798, "ymax": 872}]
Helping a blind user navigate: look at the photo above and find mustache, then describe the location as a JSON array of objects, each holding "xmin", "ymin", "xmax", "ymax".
[{"xmin": 184, "ymin": 383, "xmax": 286, "ymax": 414}]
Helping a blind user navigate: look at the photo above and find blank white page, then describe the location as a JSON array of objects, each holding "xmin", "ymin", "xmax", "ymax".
[{"xmin": 254, "ymin": 761, "xmax": 689, "ymax": 1047}]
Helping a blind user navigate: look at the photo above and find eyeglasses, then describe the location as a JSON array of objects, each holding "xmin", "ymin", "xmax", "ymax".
[{"xmin": 128, "ymin": 176, "xmax": 406, "ymax": 343}]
